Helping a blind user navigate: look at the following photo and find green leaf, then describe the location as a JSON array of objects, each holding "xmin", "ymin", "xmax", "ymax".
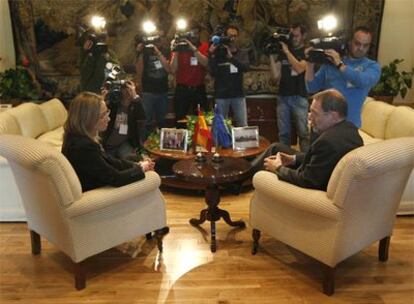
[
  {"xmin": 0, "ymin": 66, "xmax": 39, "ymax": 100},
  {"xmin": 371, "ymin": 59, "xmax": 413, "ymax": 98},
  {"xmin": 400, "ymin": 87, "xmax": 407, "ymax": 99},
  {"xmin": 401, "ymin": 72, "xmax": 413, "ymax": 88}
]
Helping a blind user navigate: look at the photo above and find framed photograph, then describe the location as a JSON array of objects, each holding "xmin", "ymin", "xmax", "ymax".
[
  {"xmin": 232, "ymin": 126, "xmax": 260, "ymax": 150},
  {"xmin": 160, "ymin": 128, "xmax": 188, "ymax": 152}
]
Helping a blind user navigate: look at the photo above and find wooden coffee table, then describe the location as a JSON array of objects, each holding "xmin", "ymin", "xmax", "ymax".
[
  {"xmin": 173, "ymin": 156, "xmax": 251, "ymax": 252},
  {"xmin": 144, "ymin": 136, "xmax": 270, "ymax": 189}
]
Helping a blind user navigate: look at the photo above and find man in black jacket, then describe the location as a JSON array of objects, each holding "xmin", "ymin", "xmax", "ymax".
[
  {"xmin": 79, "ymin": 34, "xmax": 119, "ymax": 94},
  {"xmin": 269, "ymin": 23, "xmax": 309, "ymax": 152},
  {"xmin": 252, "ymin": 89, "xmax": 363, "ymax": 191},
  {"xmin": 208, "ymin": 25, "xmax": 250, "ymax": 127},
  {"xmin": 135, "ymin": 32, "xmax": 170, "ymax": 140}
]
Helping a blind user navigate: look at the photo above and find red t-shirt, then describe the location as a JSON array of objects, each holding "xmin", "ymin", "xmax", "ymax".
[{"xmin": 172, "ymin": 41, "xmax": 209, "ymax": 86}]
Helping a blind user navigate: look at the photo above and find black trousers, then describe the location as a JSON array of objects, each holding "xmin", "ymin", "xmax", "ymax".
[{"xmin": 173, "ymin": 84, "xmax": 208, "ymax": 127}]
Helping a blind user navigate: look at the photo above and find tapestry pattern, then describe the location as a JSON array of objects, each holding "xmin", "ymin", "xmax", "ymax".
[{"xmin": 9, "ymin": 0, "xmax": 384, "ymax": 99}]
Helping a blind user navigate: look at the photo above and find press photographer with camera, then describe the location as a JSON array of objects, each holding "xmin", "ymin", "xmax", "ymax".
[
  {"xmin": 135, "ymin": 25, "xmax": 171, "ymax": 140},
  {"xmin": 78, "ymin": 16, "xmax": 119, "ymax": 94},
  {"xmin": 305, "ymin": 26, "xmax": 381, "ymax": 127},
  {"xmin": 101, "ymin": 79, "xmax": 146, "ymax": 161},
  {"xmin": 268, "ymin": 23, "xmax": 309, "ymax": 152},
  {"xmin": 208, "ymin": 25, "xmax": 250, "ymax": 127},
  {"xmin": 170, "ymin": 20, "xmax": 209, "ymax": 127}
]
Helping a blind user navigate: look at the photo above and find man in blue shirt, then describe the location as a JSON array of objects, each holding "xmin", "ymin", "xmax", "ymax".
[{"xmin": 305, "ymin": 26, "xmax": 381, "ymax": 127}]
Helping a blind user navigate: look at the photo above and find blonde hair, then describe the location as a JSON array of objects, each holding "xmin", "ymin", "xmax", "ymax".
[{"xmin": 63, "ymin": 92, "xmax": 103, "ymax": 142}]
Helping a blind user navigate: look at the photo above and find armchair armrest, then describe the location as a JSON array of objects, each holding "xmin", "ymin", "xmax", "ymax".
[
  {"xmin": 0, "ymin": 157, "xmax": 7, "ymax": 170},
  {"xmin": 65, "ymin": 171, "xmax": 161, "ymax": 218},
  {"xmin": 252, "ymin": 171, "xmax": 341, "ymax": 221}
]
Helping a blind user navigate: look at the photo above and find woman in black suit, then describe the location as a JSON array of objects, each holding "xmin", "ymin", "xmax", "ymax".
[{"xmin": 62, "ymin": 92, "xmax": 155, "ymax": 191}]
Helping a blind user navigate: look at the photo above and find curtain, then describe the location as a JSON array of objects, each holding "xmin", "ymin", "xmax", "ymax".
[
  {"xmin": 0, "ymin": 0, "xmax": 15, "ymax": 72},
  {"xmin": 8, "ymin": 0, "xmax": 42, "ymax": 94}
]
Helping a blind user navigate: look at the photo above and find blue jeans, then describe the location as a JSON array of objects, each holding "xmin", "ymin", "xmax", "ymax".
[
  {"xmin": 216, "ymin": 97, "xmax": 248, "ymax": 127},
  {"xmin": 277, "ymin": 95, "xmax": 310, "ymax": 152},
  {"xmin": 142, "ymin": 92, "xmax": 168, "ymax": 140}
]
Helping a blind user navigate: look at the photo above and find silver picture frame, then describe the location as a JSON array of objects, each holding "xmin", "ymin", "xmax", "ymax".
[
  {"xmin": 231, "ymin": 126, "xmax": 259, "ymax": 150},
  {"xmin": 160, "ymin": 128, "xmax": 188, "ymax": 152}
]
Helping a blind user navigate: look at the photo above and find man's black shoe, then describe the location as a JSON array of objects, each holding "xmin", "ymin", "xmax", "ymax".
[
  {"xmin": 158, "ymin": 226, "xmax": 170, "ymax": 235},
  {"xmin": 146, "ymin": 226, "xmax": 170, "ymax": 240}
]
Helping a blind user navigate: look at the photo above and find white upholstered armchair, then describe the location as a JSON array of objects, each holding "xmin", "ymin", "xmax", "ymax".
[
  {"xmin": 250, "ymin": 137, "xmax": 414, "ymax": 295},
  {"xmin": 0, "ymin": 134, "xmax": 167, "ymax": 290}
]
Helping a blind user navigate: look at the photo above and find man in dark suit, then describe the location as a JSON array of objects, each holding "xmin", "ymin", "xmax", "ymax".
[{"xmin": 252, "ymin": 89, "xmax": 363, "ymax": 191}]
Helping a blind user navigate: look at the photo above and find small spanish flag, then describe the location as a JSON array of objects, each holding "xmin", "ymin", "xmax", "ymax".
[{"xmin": 193, "ymin": 107, "xmax": 212, "ymax": 152}]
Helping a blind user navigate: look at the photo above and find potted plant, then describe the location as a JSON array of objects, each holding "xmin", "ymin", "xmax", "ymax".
[
  {"xmin": 370, "ymin": 59, "xmax": 413, "ymax": 103},
  {"xmin": 0, "ymin": 66, "xmax": 40, "ymax": 103}
]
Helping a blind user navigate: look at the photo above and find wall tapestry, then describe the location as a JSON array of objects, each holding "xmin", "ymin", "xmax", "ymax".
[{"xmin": 9, "ymin": 0, "xmax": 385, "ymax": 100}]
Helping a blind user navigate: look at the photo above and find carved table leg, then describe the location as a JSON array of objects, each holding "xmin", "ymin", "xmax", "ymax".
[
  {"xmin": 189, "ymin": 209, "xmax": 208, "ymax": 226},
  {"xmin": 220, "ymin": 209, "xmax": 246, "ymax": 228},
  {"xmin": 191, "ymin": 183, "xmax": 246, "ymax": 252},
  {"xmin": 205, "ymin": 184, "xmax": 220, "ymax": 215},
  {"xmin": 210, "ymin": 220, "xmax": 216, "ymax": 252},
  {"xmin": 206, "ymin": 184, "xmax": 220, "ymax": 252}
]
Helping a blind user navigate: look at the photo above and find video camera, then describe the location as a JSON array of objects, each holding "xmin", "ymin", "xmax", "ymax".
[
  {"xmin": 172, "ymin": 30, "xmax": 198, "ymax": 52},
  {"xmin": 171, "ymin": 18, "xmax": 199, "ymax": 52},
  {"xmin": 210, "ymin": 23, "xmax": 232, "ymax": 46},
  {"xmin": 308, "ymin": 33, "xmax": 347, "ymax": 64},
  {"xmin": 211, "ymin": 35, "xmax": 232, "ymax": 46},
  {"xmin": 76, "ymin": 24, "xmax": 108, "ymax": 54},
  {"xmin": 103, "ymin": 63, "xmax": 126, "ymax": 104},
  {"xmin": 136, "ymin": 20, "xmax": 161, "ymax": 49},
  {"xmin": 209, "ymin": 25, "xmax": 234, "ymax": 63},
  {"xmin": 210, "ymin": 34, "xmax": 233, "ymax": 63},
  {"xmin": 263, "ymin": 27, "xmax": 291, "ymax": 56},
  {"xmin": 135, "ymin": 33, "xmax": 160, "ymax": 49},
  {"xmin": 76, "ymin": 16, "xmax": 109, "ymax": 54}
]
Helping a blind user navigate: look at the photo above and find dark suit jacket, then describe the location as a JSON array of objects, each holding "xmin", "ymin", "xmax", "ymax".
[
  {"xmin": 208, "ymin": 48, "xmax": 250, "ymax": 98},
  {"xmin": 62, "ymin": 134, "xmax": 145, "ymax": 191},
  {"xmin": 102, "ymin": 98, "xmax": 145, "ymax": 150},
  {"xmin": 276, "ymin": 120, "xmax": 363, "ymax": 191}
]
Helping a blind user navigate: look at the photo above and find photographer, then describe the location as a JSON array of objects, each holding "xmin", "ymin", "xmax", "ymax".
[
  {"xmin": 269, "ymin": 23, "xmax": 309, "ymax": 152},
  {"xmin": 208, "ymin": 25, "xmax": 250, "ymax": 127},
  {"xmin": 101, "ymin": 80, "xmax": 145, "ymax": 161},
  {"xmin": 79, "ymin": 32, "xmax": 118, "ymax": 94},
  {"xmin": 305, "ymin": 26, "xmax": 381, "ymax": 127},
  {"xmin": 135, "ymin": 32, "xmax": 170, "ymax": 140},
  {"xmin": 170, "ymin": 23, "xmax": 209, "ymax": 127}
]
